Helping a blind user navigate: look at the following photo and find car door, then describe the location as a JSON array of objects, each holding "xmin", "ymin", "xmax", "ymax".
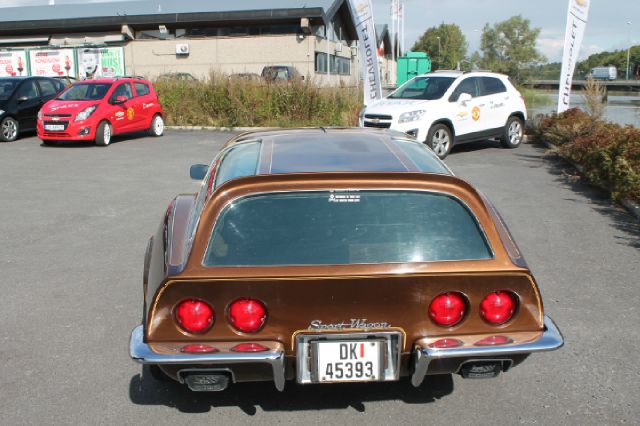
[
  {"xmin": 448, "ymin": 77, "xmax": 484, "ymax": 138},
  {"xmin": 108, "ymin": 82, "xmax": 135, "ymax": 134},
  {"xmin": 14, "ymin": 79, "xmax": 41, "ymax": 131},
  {"xmin": 133, "ymin": 81, "xmax": 153, "ymax": 130},
  {"xmin": 480, "ymin": 77, "xmax": 510, "ymax": 131}
]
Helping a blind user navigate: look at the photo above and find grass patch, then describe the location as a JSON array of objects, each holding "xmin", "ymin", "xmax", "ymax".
[
  {"xmin": 154, "ymin": 74, "xmax": 363, "ymax": 128},
  {"xmin": 519, "ymin": 87, "xmax": 554, "ymax": 107}
]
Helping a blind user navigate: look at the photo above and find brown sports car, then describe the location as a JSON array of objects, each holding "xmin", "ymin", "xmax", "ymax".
[{"xmin": 129, "ymin": 128, "xmax": 563, "ymax": 392}]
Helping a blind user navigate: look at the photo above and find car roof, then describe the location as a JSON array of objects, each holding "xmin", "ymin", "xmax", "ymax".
[
  {"xmin": 222, "ymin": 128, "xmax": 452, "ymax": 177},
  {"xmin": 77, "ymin": 77, "xmax": 149, "ymax": 84},
  {"xmin": 420, "ymin": 71, "xmax": 509, "ymax": 79},
  {"xmin": 0, "ymin": 76, "xmax": 38, "ymax": 81}
]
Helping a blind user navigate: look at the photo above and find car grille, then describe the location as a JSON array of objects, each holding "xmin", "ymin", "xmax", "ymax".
[
  {"xmin": 43, "ymin": 120, "xmax": 69, "ymax": 131},
  {"xmin": 363, "ymin": 114, "xmax": 392, "ymax": 129},
  {"xmin": 44, "ymin": 114, "xmax": 72, "ymax": 118}
]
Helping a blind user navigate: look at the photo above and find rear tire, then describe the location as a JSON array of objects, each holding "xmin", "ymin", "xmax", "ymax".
[
  {"xmin": 426, "ymin": 124, "xmax": 453, "ymax": 160},
  {"xmin": 0, "ymin": 116, "xmax": 19, "ymax": 142},
  {"xmin": 95, "ymin": 121, "xmax": 112, "ymax": 146},
  {"xmin": 148, "ymin": 114, "xmax": 164, "ymax": 137},
  {"xmin": 500, "ymin": 116, "xmax": 524, "ymax": 148}
]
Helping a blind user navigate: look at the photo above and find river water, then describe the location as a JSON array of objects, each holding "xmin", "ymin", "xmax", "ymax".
[{"xmin": 528, "ymin": 92, "xmax": 640, "ymax": 127}]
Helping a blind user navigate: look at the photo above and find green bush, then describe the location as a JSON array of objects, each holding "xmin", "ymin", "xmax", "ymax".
[
  {"xmin": 535, "ymin": 109, "xmax": 640, "ymax": 203},
  {"xmin": 153, "ymin": 74, "xmax": 362, "ymax": 128}
]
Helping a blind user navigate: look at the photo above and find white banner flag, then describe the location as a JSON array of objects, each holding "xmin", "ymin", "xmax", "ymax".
[
  {"xmin": 558, "ymin": 0, "xmax": 591, "ymax": 113},
  {"xmin": 348, "ymin": 0, "xmax": 382, "ymax": 105}
]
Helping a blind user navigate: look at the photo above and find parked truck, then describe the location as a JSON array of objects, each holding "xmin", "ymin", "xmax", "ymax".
[{"xmin": 590, "ymin": 66, "xmax": 617, "ymax": 81}]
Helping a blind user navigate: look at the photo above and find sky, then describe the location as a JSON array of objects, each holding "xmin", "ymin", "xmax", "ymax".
[
  {"xmin": 371, "ymin": 0, "xmax": 640, "ymax": 62},
  {"xmin": 0, "ymin": 0, "xmax": 638, "ymax": 62}
]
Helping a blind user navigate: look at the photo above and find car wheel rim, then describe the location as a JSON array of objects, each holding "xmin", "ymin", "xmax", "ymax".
[
  {"xmin": 154, "ymin": 117, "xmax": 164, "ymax": 135},
  {"xmin": 509, "ymin": 121, "xmax": 522, "ymax": 145},
  {"xmin": 2, "ymin": 120, "xmax": 17, "ymax": 140},
  {"xmin": 432, "ymin": 129, "xmax": 450, "ymax": 156},
  {"xmin": 104, "ymin": 124, "xmax": 111, "ymax": 144}
]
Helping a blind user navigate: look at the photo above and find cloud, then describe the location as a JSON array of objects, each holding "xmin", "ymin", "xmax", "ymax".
[{"xmin": 537, "ymin": 38, "xmax": 565, "ymax": 62}]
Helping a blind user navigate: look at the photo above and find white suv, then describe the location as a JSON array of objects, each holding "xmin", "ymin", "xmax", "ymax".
[{"xmin": 359, "ymin": 71, "xmax": 527, "ymax": 159}]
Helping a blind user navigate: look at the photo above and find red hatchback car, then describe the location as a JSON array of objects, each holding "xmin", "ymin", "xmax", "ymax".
[{"xmin": 37, "ymin": 77, "xmax": 164, "ymax": 146}]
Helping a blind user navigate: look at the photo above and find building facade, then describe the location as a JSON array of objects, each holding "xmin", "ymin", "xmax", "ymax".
[{"xmin": 0, "ymin": 0, "xmax": 394, "ymax": 86}]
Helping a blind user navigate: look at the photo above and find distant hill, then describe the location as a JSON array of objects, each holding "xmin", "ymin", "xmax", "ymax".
[{"xmin": 526, "ymin": 45, "xmax": 639, "ymax": 80}]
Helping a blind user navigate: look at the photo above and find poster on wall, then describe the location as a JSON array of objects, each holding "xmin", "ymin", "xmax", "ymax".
[
  {"xmin": 29, "ymin": 49, "xmax": 77, "ymax": 78},
  {"xmin": 0, "ymin": 51, "xmax": 28, "ymax": 77},
  {"xmin": 78, "ymin": 47, "xmax": 125, "ymax": 79}
]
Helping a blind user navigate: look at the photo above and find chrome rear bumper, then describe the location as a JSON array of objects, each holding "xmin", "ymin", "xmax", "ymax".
[
  {"xmin": 129, "ymin": 325, "xmax": 286, "ymax": 391},
  {"xmin": 411, "ymin": 315, "xmax": 564, "ymax": 387}
]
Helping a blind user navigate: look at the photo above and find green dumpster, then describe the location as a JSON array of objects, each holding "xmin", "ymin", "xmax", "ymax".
[{"xmin": 397, "ymin": 52, "xmax": 432, "ymax": 86}]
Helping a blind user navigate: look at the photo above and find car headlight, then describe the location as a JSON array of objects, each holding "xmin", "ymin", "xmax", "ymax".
[
  {"xmin": 0, "ymin": 109, "xmax": 5, "ymax": 116},
  {"xmin": 398, "ymin": 110, "xmax": 426, "ymax": 124},
  {"xmin": 37, "ymin": 109, "xmax": 42, "ymax": 121},
  {"xmin": 74, "ymin": 105, "xmax": 98, "ymax": 122}
]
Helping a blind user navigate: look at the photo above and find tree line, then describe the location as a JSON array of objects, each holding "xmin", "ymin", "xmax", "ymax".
[
  {"xmin": 411, "ymin": 15, "xmax": 544, "ymax": 82},
  {"xmin": 409, "ymin": 15, "xmax": 639, "ymax": 82}
]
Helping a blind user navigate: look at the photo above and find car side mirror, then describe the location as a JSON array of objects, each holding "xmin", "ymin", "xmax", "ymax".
[
  {"xmin": 190, "ymin": 164, "xmax": 209, "ymax": 181},
  {"xmin": 457, "ymin": 93, "xmax": 472, "ymax": 105},
  {"xmin": 16, "ymin": 96, "xmax": 28, "ymax": 103},
  {"xmin": 111, "ymin": 96, "xmax": 127, "ymax": 105}
]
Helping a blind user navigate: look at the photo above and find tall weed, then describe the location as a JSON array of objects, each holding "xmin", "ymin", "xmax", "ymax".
[{"xmin": 153, "ymin": 74, "xmax": 362, "ymax": 128}]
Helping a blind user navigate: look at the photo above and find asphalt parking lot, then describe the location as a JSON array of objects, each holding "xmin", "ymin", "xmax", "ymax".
[{"xmin": 1, "ymin": 131, "xmax": 638, "ymax": 425}]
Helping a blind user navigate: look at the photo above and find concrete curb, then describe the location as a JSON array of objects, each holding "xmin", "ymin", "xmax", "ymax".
[
  {"xmin": 541, "ymin": 140, "xmax": 640, "ymax": 221},
  {"xmin": 166, "ymin": 126, "xmax": 274, "ymax": 132}
]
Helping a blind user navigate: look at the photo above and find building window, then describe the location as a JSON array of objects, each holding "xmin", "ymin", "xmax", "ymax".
[
  {"xmin": 315, "ymin": 52, "xmax": 327, "ymax": 73},
  {"xmin": 315, "ymin": 52, "xmax": 351, "ymax": 75}
]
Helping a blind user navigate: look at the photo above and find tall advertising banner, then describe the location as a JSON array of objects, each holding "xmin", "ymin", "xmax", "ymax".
[
  {"xmin": 78, "ymin": 47, "xmax": 125, "ymax": 79},
  {"xmin": 558, "ymin": 0, "xmax": 591, "ymax": 113},
  {"xmin": 29, "ymin": 49, "xmax": 76, "ymax": 78},
  {"xmin": 348, "ymin": 0, "xmax": 382, "ymax": 105},
  {"xmin": 0, "ymin": 51, "xmax": 28, "ymax": 77}
]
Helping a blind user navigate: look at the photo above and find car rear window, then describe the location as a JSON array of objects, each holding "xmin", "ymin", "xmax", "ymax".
[
  {"xmin": 134, "ymin": 82, "xmax": 150, "ymax": 96},
  {"xmin": 204, "ymin": 190, "xmax": 492, "ymax": 266},
  {"xmin": 481, "ymin": 77, "xmax": 507, "ymax": 96}
]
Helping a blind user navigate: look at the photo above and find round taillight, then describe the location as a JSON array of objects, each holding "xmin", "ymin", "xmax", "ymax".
[
  {"xmin": 175, "ymin": 299, "xmax": 214, "ymax": 334},
  {"xmin": 429, "ymin": 292, "xmax": 466, "ymax": 327},
  {"xmin": 480, "ymin": 291, "xmax": 517, "ymax": 325},
  {"xmin": 228, "ymin": 298, "xmax": 267, "ymax": 333}
]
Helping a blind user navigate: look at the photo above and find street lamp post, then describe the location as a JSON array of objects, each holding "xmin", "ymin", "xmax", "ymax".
[
  {"xmin": 626, "ymin": 21, "xmax": 632, "ymax": 80},
  {"xmin": 436, "ymin": 36, "xmax": 441, "ymax": 59}
]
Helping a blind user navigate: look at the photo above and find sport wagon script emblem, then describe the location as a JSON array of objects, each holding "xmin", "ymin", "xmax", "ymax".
[{"xmin": 309, "ymin": 319, "xmax": 391, "ymax": 330}]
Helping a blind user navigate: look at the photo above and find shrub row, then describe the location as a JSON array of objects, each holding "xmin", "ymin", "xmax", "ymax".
[
  {"xmin": 153, "ymin": 74, "xmax": 362, "ymax": 128},
  {"xmin": 533, "ymin": 108, "xmax": 640, "ymax": 203}
]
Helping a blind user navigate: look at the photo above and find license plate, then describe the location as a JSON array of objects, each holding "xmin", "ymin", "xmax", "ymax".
[
  {"xmin": 44, "ymin": 124, "xmax": 65, "ymax": 131},
  {"xmin": 315, "ymin": 340, "xmax": 384, "ymax": 382}
]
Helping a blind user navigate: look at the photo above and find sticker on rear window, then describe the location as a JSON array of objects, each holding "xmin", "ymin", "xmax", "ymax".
[{"xmin": 329, "ymin": 191, "xmax": 360, "ymax": 203}]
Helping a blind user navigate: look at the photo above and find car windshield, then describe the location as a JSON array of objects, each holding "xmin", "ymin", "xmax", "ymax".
[
  {"xmin": 57, "ymin": 83, "xmax": 112, "ymax": 101},
  {"xmin": 388, "ymin": 77, "xmax": 456, "ymax": 100},
  {"xmin": 204, "ymin": 190, "xmax": 492, "ymax": 266},
  {"xmin": 0, "ymin": 79, "xmax": 19, "ymax": 101}
]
